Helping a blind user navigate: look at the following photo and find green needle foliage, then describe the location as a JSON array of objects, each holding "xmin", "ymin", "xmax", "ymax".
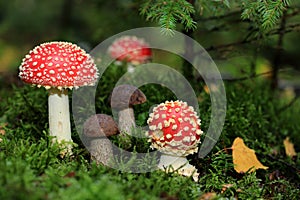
[
  {"xmin": 140, "ymin": 0, "xmax": 197, "ymax": 35},
  {"xmin": 241, "ymin": 0, "xmax": 291, "ymax": 31},
  {"xmin": 140, "ymin": 0, "xmax": 292, "ymax": 34}
]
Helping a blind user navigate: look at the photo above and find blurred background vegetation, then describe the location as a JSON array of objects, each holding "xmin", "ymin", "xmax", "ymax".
[
  {"xmin": 0, "ymin": 0, "xmax": 148, "ymax": 77},
  {"xmin": 0, "ymin": 0, "xmax": 299, "ymax": 90}
]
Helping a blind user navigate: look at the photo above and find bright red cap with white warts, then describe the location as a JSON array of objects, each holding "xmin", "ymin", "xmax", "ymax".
[
  {"xmin": 108, "ymin": 35, "xmax": 152, "ymax": 65},
  {"xmin": 146, "ymin": 100, "xmax": 203, "ymax": 156},
  {"xmin": 19, "ymin": 41, "xmax": 98, "ymax": 90}
]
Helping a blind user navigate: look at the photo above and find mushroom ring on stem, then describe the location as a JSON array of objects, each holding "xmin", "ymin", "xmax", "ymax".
[
  {"xmin": 19, "ymin": 41, "xmax": 98, "ymax": 154},
  {"xmin": 146, "ymin": 100, "xmax": 203, "ymax": 181},
  {"xmin": 110, "ymin": 84, "xmax": 147, "ymax": 135},
  {"xmin": 83, "ymin": 114, "xmax": 119, "ymax": 166}
]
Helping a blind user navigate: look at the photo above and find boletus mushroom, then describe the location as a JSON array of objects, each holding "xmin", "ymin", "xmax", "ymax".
[
  {"xmin": 110, "ymin": 84, "xmax": 147, "ymax": 134},
  {"xmin": 83, "ymin": 114, "xmax": 119, "ymax": 166}
]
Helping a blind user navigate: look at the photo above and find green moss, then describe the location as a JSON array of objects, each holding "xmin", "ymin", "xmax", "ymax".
[{"xmin": 0, "ymin": 79, "xmax": 299, "ymax": 199}]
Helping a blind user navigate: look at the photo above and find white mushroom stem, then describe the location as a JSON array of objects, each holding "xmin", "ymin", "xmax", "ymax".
[
  {"xmin": 48, "ymin": 88, "xmax": 72, "ymax": 144},
  {"xmin": 118, "ymin": 107, "xmax": 135, "ymax": 134},
  {"xmin": 127, "ymin": 64, "xmax": 135, "ymax": 73},
  {"xmin": 158, "ymin": 154, "xmax": 199, "ymax": 182}
]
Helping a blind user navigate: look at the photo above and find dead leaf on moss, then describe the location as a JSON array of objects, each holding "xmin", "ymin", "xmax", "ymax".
[
  {"xmin": 198, "ymin": 192, "xmax": 216, "ymax": 200},
  {"xmin": 232, "ymin": 137, "xmax": 268, "ymax": 173},
  {"xmin": 221, "ymin": 183, "xmax": 234, "ymax": 193},
  {"xmin": 0, "ymin": 123, "xmax": 7, "ymax": 136},
  {"xmin": 283, "ymin": 137, "xmax": 297, "ymax": 157},
  {"xmin": 203, "ymin": 84, "xmax": 218, "ymax": 94}
]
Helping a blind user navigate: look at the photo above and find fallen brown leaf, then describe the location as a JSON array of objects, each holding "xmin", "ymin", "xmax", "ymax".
[
  {"xmin": 198, "ymin": 192, "xmax": 216, "ymax": 200},
  {"xmin": 0, "ymin": 123, "xmax": 7, "ymax": 135},
  {"xmin": 283, "ymin": 137, "xmax": 297, "ymax": 157},
  {"xmin": 232, "ymin": 137, "xmax": 268, "ymax": 173},
  {"xmin": 221, "ymin": 183, "xmax": 234, "ymax": 193}
]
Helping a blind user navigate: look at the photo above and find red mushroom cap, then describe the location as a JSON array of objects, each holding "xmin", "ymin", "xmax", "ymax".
[
  {"xmin": 19, "ymin": 41, "xmax": 98, "ymax": 90},
  {"xmin": 146, "ymin": 100, "xmax": 203, "ymax": 156},
  {"xmin": 108, "ymin": 36, "xmax": 152, "ymax": 65}
]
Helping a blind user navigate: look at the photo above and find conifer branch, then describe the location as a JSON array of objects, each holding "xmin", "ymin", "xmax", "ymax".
[
  {"xmin": 203, "ymin": 23, "xmax": 300, "ymax": 53},
  {"xmin": 139, "ymin": 0, "xmax": 197, "ymax": 35},
  {"xmin": 240, "ymin": 0, "xmax": 291, "ymax": 32}
]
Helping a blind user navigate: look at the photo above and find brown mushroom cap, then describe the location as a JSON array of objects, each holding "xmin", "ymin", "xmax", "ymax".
[
  {"xmin": 83, "ymin": 114, "xmax": 119, "ymax": 137},
  {"xmin": 110, "ymin": 84, "xmax": 147, "ymax": 110}
]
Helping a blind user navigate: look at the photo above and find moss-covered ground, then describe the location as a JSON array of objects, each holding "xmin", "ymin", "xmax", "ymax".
[{"xmin": 0, "ymin": 67, "xmax": 299, "ymax": 200}]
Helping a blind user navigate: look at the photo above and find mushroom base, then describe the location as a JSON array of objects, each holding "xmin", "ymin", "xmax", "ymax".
[
  {"xmin": 89, "ymin": 138, "xmax": 114, "ymax": 166},
  {"xmin": 158, "ymin": 154, "xmax": 199, "ymax": 182}
]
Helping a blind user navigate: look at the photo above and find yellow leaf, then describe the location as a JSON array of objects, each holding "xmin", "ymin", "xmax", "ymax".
[
  {"xmin": 232, "ymin": 137, "xmax": 268, "ymax": 173},
  {"xmin": 283, "ymin": 137, "xmax": 297, "ymax": 157},
  {"xmin": 198, "ymin": 192, "xmax": 216, "ymax": 200}
]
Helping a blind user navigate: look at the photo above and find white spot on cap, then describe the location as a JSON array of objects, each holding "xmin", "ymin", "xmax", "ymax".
[
  {"xmin": 157, "ymin": 123, "xmax": 162, "ymax": 129},
  {"xmin": 196, "ymin": 130, "xmax": 202, "ymax": 135},
  {"xmin": 183, "ymin": 126, "xmax": 189, "ymax": 131},
  {"xmin": 183, "ymin": 136, "xmax": 191, "ymax": 142},
  {"xmin": 164, "ymin": 120, "xmax": 170, "ymax": 127},
  {"xmin": 149, "ymin": 125, "xmax": 156, "ymax": 130},
  {"xmin": 49, "ymin": 70, "xmax": 55, "ymax": 74},
  {"xmin": 191, "ymin": 136, "xmax": 196, "ymax": 141},
  {"xmin": 174, "ymin": 131, "xmax": 182, "ymax": 137},
  {"xmin": 166, "ymin": 134, "xmax": 172, "ymax": 139},
  {"xmin": 169, "ymin": 119, "xmax": 175, "ymax": 123}
]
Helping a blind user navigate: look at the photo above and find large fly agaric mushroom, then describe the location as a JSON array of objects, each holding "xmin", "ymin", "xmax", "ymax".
[
  {"xmin": 110, "ymin": 84, "xmax": 147, "ymax": 134},
  {"xmin": 146, "ymin": 100, "xmax": 203, "ymax": 181},
  {"xmin": 19, "ymin": 41, "xmax": 98, "ymax": 153},
  {"xmin": 83, "ymin": 114, "xmax": 119, "ymax": 166},
  {"xmin": 108, "ymin": 35, "xmax": 152, "ymax": 72}
]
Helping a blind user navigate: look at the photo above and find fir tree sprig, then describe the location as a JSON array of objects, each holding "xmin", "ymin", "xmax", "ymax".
[
  {"xmin": 241, "ymin": 0, "xmax": 291, "ymax": 31},
  {"xmin": 140, "ymin": 0, "xmax": 197, "ymax": 35}
]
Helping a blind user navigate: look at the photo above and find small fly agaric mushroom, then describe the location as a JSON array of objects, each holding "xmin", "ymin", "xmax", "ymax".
[
  {"xmin": 146, "ymin": 100, "xmax": 203, "ymax": 181},
  {"xmin": 83, "ymin": 114, "xmax": 119, "ymax": 166},
  {"xmin": 110, "ymin": 84, "xmax": 147, "ymax": 134},
  {"xmin": 108, "ymin": 35, "xmax": 152, "ymax": 73},
  {"xmin": 19, "ymin": 41, "xmax": 98, "ymax": 154}
]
